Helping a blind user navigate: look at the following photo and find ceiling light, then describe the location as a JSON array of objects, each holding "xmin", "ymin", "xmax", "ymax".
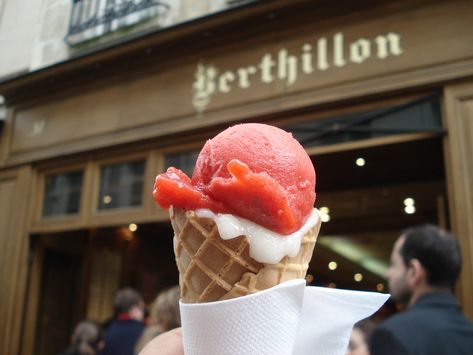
[
  {"xmin": 354, "ymin": 273, "xmax": 363, "ymax": 282},
  {"xmin": 403, "ymin": 198, "xmax": 415, "ymax": 206},
  {"xmin": 103, "ymin": 195, "xmax": 112, "ymax": 204},
  {"xmin": 321, "ymin": 214, "xmax": 330, "ymax": 222},
  {"xmin": 305, "ymin": 274, "xmax": 314, "ymax": 283},
  {"xmin": 377, "ymin": 283, "xmax": 385, "ymax": 292},
  {"xmin": 319, "ymin": 206, "xmax": 330, "ymax": 222},
  {"xmin": 328, "ymin": 282, "xmax": 337, "ymax": 288},
  {"xmin": 404, "ymin": 205, "xmax": 416, "ymax": 214},
  {"xmin": 355, "ymin": 157, "xmax": 366, "ymax": 167},
  {"xmin": 128, "ymin": 223, "xmax": 138, "ymax": 232},
  {"xmin": 328, "ymin": 261, "xmax": 338, "ymax": 271},
  {"xmin": 320, "ymin": 206, "xmax": 330, "ymax": 214}
]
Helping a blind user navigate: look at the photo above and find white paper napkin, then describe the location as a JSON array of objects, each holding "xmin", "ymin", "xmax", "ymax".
[
  {"xmin": 293, "ymin": 285, "xmax": 390, "ymax": 355},
  {"xmin": 180, "ymin": 279, "xmax": 389, "ymax": 355}
]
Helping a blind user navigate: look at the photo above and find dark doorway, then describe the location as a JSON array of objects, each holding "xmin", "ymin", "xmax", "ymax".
[
  {"xmin": 308, "ymin": 137, "xmax": 447, "ymax": 292},
  {"xmin": 35, "ymin": 249, "xmax": 82, "ymax": 355}
]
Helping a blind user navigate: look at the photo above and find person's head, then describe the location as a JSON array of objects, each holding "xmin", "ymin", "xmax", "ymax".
[
  {"xmin": 134, "ymin": 286, "xmax": 181, "ymax": 354},
  {"xmin": 346, "ymin": 319, "xmax": 375, "ymax": 355},
  {"xmin": 70, "ymin": 320, "xmax": 101, "ymax": 355},
  {"xmin": 114, "ymin": 287, "xmax": 145, "ymax": 321},
  {"xmin": 150, "ymin": 286, "xmax": 181, "ymax": 331},
  {"xmin": 388, "ymin": 224, "xmax": 462, "ymax": 305}
]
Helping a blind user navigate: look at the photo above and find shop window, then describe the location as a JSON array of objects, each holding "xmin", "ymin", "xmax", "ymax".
[
  {"xmin": 164, "ymin": 150, "xmax": 200, "ymax": 177},
  {"xmin": 42, "ymin": 171, "xmax": 83, "ymax": 217},
  {"xmin": 285, "ymin": 96, "xmax": 443, "ymax": 149},
  {"xmin": 98, "ymin": 160, "xmax": 145, "ymax": 210}
]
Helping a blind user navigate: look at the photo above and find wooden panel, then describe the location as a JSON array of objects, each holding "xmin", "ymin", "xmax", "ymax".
[
  {"xmin": 86, "ymin": 249, "xmax": 121, "ymax": 322},
  {"xmin": 22, "ymin": 241, "xmax": 44, "ymax": 355},
  {"xmin": 0, "ymin": 107, "xmax": 14, "ymax": 166},
  {"xmin": 443, "ymin": 81, "xmax": 473, "ymax": 320},
  {"xmin": 34, "ymin": 250, "xmax": 82, "ymax": 355},
  {"xmin": 5, "ymin": 1, "xmax": 473, "ymax": 165},
  {"xmin": 0, "ymin": 167, "xmax": 32, "ymax": 355}
]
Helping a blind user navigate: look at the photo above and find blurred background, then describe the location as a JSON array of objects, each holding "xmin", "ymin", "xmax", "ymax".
[{"xmin": 1, "ymin": 0, "xmax": 473, "ymax": 354}]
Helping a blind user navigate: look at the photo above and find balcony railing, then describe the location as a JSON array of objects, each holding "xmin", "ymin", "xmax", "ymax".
[{"xmin": 66, "ymin": 0, "xmax": 170, "ymax": 45}]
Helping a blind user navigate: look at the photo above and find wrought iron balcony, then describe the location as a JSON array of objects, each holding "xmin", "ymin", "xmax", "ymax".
[{"xmin": 66, "ymin": 0, "xmax": 170, "ymax": 45}]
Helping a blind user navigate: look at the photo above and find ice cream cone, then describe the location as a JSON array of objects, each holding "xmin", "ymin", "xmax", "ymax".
[{"xmin": 171, "ymin": 207, "xmax": 321, "ymax": 303}]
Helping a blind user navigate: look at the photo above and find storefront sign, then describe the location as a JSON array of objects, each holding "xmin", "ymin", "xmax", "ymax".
[{"xmin": 192, "ymin": 32, "xmax": 403, "ymax": 113}]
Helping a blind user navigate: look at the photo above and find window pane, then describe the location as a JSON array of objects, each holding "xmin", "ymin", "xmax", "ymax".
[
  {"xmin": 98, "ymin": 160, "xmax": 145, "ymax": 210},
  {"xmin": 164, "ymin": 150, "xmax": 200, "ymax": 177},
  {"xmin": 43, "ymin": 171, "xmax": 83, "ymax": 217}
]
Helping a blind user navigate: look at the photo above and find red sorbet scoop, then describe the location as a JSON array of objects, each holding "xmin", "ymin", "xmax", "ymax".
[{"xmin": 153, "ymin": 123, "xmax": 316, "ymax": 235}]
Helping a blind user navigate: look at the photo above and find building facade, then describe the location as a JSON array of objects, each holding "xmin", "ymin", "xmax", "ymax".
[{"xmin": 1, "ymin": 1, "xmax": 473, "ymax": 354}]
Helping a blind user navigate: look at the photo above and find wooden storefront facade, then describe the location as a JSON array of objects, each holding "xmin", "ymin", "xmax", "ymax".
[{"xmin": 1, "ymin": 1, "xmax": 473, "ymax": 354}]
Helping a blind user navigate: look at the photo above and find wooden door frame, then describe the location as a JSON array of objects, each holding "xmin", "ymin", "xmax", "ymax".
[
  {"xmin": 0, "ymin": 166, "xmax": 33, "ymax": 355},
  {"xmin": 443, "ymin": 80, "xmax": 473, "ymax": 320}
]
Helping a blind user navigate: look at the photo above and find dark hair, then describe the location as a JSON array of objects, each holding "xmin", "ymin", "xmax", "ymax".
[
  {"xmin": 401, "ymin": 224, "xmax": 461, "ymax": 289},
  {"xmin": 353, "ymin": 318, "xmax": 375, "ymax": 344},
  {"xmin": 114, "ymin": 287, "xmax": 143, "ymax": 314}
]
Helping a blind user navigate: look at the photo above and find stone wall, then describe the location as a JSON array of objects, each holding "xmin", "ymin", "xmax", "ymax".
[
  {"xmin": 0, "ymin": 0, "xmax": 252, "ymax": 79},
  {"xmin": 0, "ymin": 0, "xmax": 42, "ymax": 78}
]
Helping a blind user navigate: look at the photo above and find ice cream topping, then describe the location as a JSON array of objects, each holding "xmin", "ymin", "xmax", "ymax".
[
  {"xmin": 195, "ymin": 208, "xmax": 320, "ymax": 264},
  {"xmin": 154, "ymin": 123, "xmax": 316, "ymax": 236}
]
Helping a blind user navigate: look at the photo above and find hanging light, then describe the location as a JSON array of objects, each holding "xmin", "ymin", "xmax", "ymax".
[
  {"xmin": 320, "ymin": 206, "xmax": 330, "ymax": 222},
  {"xmin": 356, "ymin": 157, "xmax": 366, "ymax": 167},
  {"xmin": 354, "ymin": 273, "xmax": 363, "ymax": 282},
  {"xmin": 404, "ymin": 205, "xmax": 416, "ymax": 215}
]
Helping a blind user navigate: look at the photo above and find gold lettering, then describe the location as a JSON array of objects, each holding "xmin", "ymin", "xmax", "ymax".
[
  {"xmin": 333, "ymin": 33, "xmax": 346, "ymax": 67},
  {"xmin": 278, "ymin": 49, "xmax": 298, "ymax": 86},
  {"xmin": 237, "ymin": 66, "xmax": 257, "ymax": 88},
  {"xmin": 302, "ymin": 44, "xmax": 314, "ymax": 74},
  {"xmin": 317, "ymin": 38, "xmax": 329, "ymax": 71},
  {"xmin": 375, "ymin": 33, "xmax": 403, "ymax": 59},
  {"xmin": 192, "ymin": 63, "xmax": 217, "ymax": 113},
  {"xmin": 350, "ymin": 38, "xmax": 371, "ymax": 63},
  {"xmin": 219, "ymin": 71, "xmax": 235, "ymax": 92},
  {"xmin": 259, "ymin": 54, "xmax": 275, "ymax": 83},
  {"xmin": 191, "ymin": 31, "xmax": 405, "ymax": 113}
]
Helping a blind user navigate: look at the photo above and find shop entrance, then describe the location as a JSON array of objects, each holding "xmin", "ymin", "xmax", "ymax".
[
  {"xmin": 32, "ymin": 231, "xmax": 88, "ymax": 355},
  {"xmin": 307, "ymin": 136, "xmax": 446, "ymax": 293},
  {"xmin": 35, "ymin": 249, "xmax": 82, "ymax": 355},
  {"xmin": 32, "ymin": 222, "xmax": 178, "ymax": 355}
]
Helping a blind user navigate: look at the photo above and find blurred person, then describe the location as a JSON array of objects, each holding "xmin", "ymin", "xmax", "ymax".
[
  {"xmin": 100, "ymin": 287, "xmax": 145, "ymax": 355},
  {"xmin": 346, "ymin": 318, "xmax": 375, "ymax": 355},
  {"xmin": 58, "ymin": 320, "xmax": 102, "ymax": 355},
  {"xmin": 135, "ymin": 285, "xmax": 181, "ymax": 353},
  {"xmin": 370, "ymin": 224, "xmax": 473, "ymax": 355}
]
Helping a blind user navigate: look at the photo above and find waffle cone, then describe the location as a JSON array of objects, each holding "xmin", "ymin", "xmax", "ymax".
[{"xmin": 171, "ymin": 207, "xmax": 321, "ymax": 303}]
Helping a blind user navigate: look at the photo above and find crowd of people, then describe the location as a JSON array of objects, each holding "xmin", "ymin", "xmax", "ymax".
[
  {"xmin": 58, "ymin": 286, "xmax": 180, "ymax": 355},
  {"xmin": 60, "ymin": 224, "xmax": 473, "ymax": 355}
]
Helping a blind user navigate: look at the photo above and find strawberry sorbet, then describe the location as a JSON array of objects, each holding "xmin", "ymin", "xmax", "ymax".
[{"xmin": 153, "ymin": 123, "xmax": 316, "ymax": 235}]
